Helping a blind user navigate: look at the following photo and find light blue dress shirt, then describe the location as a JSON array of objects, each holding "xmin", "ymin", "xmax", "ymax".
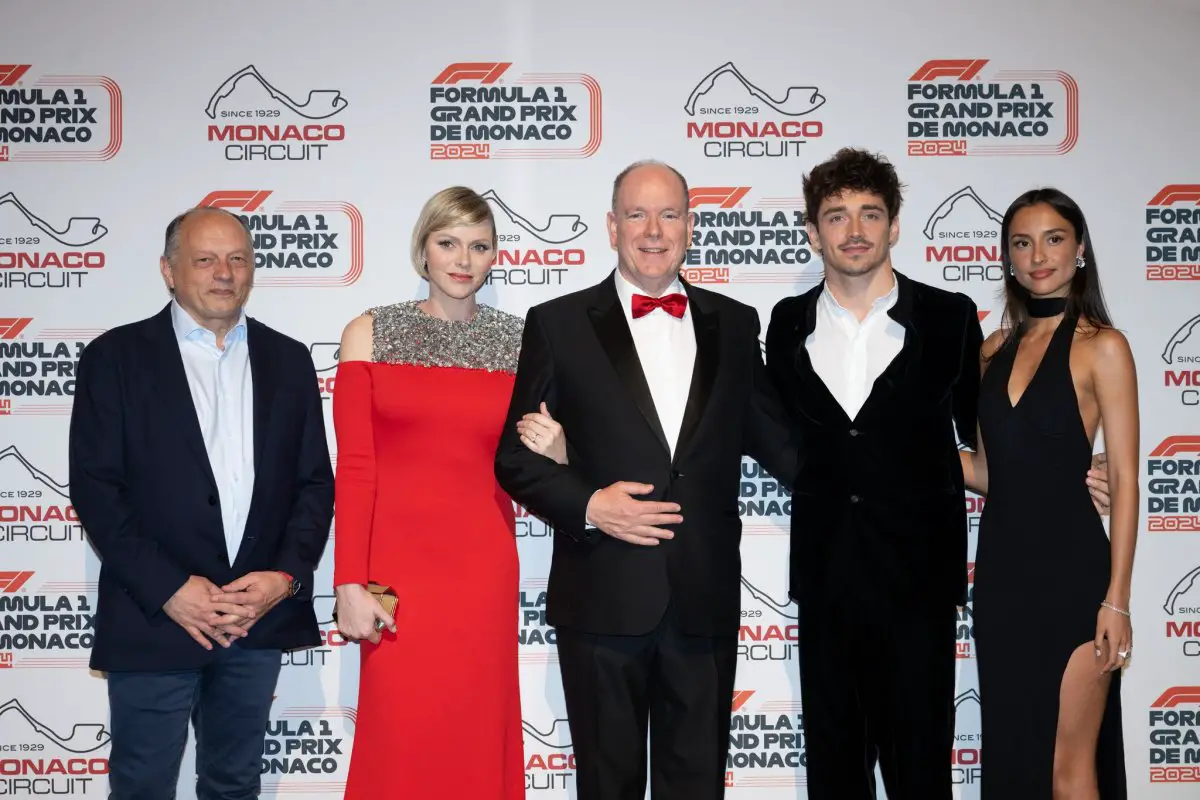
[{"xmin": 170, "ymin": 300, "xmax": 255, "ymax": 565}]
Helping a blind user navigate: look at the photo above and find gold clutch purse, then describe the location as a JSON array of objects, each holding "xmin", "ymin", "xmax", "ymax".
[
  {"xmin": 365, "ymin": 582, "xmax": 398, "ymax": 617},
  {"xmin": 333, "ymin": 582, "xmax": 398, "ymax": 632}
]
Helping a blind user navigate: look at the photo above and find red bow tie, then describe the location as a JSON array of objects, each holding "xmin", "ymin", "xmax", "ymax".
[{"xmin": 632, "ymin": 293, "xmax": 688, "ymax": 319}]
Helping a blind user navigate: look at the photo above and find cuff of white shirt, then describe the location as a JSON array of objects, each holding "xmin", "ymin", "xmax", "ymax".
[{"xmin": 584, "ymin": 489, "xmax": 600, "ymax": 530}]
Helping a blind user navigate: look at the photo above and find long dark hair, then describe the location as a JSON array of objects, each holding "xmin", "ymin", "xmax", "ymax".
[{"xmin": 999, "ymin": 188, "xmax": 1112, "ymax": 339}]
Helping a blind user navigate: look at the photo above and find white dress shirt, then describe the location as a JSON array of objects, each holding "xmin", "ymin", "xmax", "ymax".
[
  {"xmin": 613, "ymin": 269, "xmax": 696, "ymax": 457},
  {"xmin": 804, "ymin": 277, "xmax": 906, "ymax": 420},
  {"xmin": 171, "ymin": 300, "xmax": 255, "ymax": 565}
]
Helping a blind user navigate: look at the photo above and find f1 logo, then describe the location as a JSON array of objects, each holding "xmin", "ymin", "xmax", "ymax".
[
  {"xmin": 0, "ymin": 318, "xmax": 33, "ymax": 339},
  {"xmin": 689, "ymin": 187, "xmax": 751, "ymax": 209},
  {"xmin": 910, "ymin": 59, "xmax": 988, "ymax": 81},
  {"xmin": 1149, "ymin": 185, "xmax": 1200, "ymax": 206},
  {"xmin": 432, "ymin": 62, "xmax": 511, "ymax": 85},
  {"xmin": 0, "ymin": 571, "xmax": 34, "ymax": 593}
]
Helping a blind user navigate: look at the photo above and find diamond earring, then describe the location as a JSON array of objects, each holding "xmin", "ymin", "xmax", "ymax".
[{"xmin": 1076, "ymin": 255, "xmax": 1086, "ymax": 269}]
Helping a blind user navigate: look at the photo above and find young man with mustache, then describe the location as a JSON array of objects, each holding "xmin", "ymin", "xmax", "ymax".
[{"xmin": 764, "ymin": 147, "xmax": 1111, "ymax": 799}]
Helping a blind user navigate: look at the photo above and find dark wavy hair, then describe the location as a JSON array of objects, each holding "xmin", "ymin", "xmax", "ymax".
[
  {"xmin": 999, "ymin": 188, "xmax": 1112, "ymax": 337},
  {"xmin": 802, "ymin": 147, "xmax": 905, "ymax": 224}
]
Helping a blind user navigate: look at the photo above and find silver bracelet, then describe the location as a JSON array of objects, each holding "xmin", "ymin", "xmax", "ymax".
[{"xmin": 1100, "ymin": 601, "xmax": 1130, "ymax": 617}]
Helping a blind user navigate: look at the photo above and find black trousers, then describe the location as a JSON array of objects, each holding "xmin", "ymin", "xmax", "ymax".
[
  {"xmin": 555, "ymin": 605, "xmax": 738, "ymax": 800},
  {"xmin": 797, "ymin": 592, "xmax": 957, "ymax": 800}
]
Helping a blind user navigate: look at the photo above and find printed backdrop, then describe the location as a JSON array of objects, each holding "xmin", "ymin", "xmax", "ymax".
[{"xmin": 2, "ymin": 1, "xmax": 1198, "ymax": 797}]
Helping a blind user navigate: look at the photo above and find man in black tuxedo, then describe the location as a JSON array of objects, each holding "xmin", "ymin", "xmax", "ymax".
[
  {"xmin": 764, "ymin": 148, "xmax": 1118, "ymax": 798},
  {"xmin": 765, "ymin": 147, "xmax": 976, "ymax": 799},
  {"xmin": 495, "ymin": 161, "xmax": 799, "ymax": 799},
  {"xmin": 69, "ymin": 207, "xmax": 333, "ymax": 799}
]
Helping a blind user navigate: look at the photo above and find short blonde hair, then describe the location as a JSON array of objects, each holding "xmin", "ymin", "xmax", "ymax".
[{"xmin": 410, "ymin": 186, "xmax": 497, "ymax": 276}]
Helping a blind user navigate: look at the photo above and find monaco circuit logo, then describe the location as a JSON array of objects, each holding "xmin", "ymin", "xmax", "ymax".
[
  {"xmin": 204, "ymin": 65, "xmax": 348, "ymax": 162},
  {"xmin": 683, "ymin": 62, "xmax": 825, "ymax": 159},
  {"xmin": 922, "ymin": 186, "xmax": 1005, "ymax": 283}
]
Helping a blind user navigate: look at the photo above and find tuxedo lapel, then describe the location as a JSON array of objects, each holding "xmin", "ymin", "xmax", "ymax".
[
  {"xmin": 588, "ymin": 275, "xmax": 671, "ymax": 455},
  {"xmin": 144, "ymin": 305, "xmax": 218, "ymax": 490},
  {"xmin": 852, "ymin": 270, "xmax": 922, "ymax": 425},
  {"xmin": 791, "ymin": 285, "xmax": 851, "ymax": 425},
  {"xmin": 672, "ymin": 282, "xmax": 719, "ymax": 465}
]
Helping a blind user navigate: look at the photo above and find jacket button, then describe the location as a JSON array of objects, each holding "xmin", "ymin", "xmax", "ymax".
[
  {"xmin": 208, "ymin": 495, "xmax": 217, "ymax": 506},
  {"xmin": 850, "ymin": 494, "xmax": 861, "ymax": 504},
  {"xmin": 848, "ymin": 428, "xmax": 859, "ymax": 437},
  {"xmin": 671, "ymin": 470, "xmax": 684, "ymax": 479}
]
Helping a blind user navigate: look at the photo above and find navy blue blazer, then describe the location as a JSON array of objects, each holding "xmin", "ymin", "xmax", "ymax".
[{"xmin": 69, "ymin": 303, "xmax": 334, "ymax": 672}]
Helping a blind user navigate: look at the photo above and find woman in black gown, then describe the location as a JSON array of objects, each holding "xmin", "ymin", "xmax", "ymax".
[{"xmin": 959, "ymin": 188, "xmax": 1139, "ymax": 799}]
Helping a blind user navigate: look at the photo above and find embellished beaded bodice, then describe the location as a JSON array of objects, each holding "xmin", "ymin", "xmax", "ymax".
[{"xmin": 368, "ymin": 301, "xmax": 524, "ymax": 373}]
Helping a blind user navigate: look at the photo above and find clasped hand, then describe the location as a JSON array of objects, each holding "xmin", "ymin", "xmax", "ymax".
[
  {"xmin": 163, "ymin": 572, "xmax": 290, "ymax": 650},
  {"xmin": 517, "ymin": 405, "xmax": 683, "ymax": 546}
]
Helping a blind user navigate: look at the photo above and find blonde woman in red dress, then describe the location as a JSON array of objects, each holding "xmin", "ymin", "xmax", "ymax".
[{"xmin": 332, "ymin": 186, "xmax": 561, "ymax": 799}]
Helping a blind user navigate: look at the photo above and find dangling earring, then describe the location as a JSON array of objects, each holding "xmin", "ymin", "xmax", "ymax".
[
  {"xmin": 1076, "ymin": 255, "xmax": 1086, "ymax": 269},
  {"xmin": 1008, "ymin": 264, "xmax": 1015, "ymax": 276}
]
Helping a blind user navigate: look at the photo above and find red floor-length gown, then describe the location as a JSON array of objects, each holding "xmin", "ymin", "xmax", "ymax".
[{"xmin": 333, "ymin": 301, "xmax": 525, "ymax": 799}]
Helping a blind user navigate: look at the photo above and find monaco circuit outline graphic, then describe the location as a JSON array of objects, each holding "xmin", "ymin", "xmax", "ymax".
[
  {"xmin": 1165, "ymin": 566, "xmax": 1200, "ymax": 615},
  {"xmin": 740, "ymin": 575, "xmax": 797, "ymax": 620},
  {"xmin": 521, "ymin": 718, "xmax": 572, "ymax": 749},
  {"xmin": 0, "ymin": 192, "xmax": 108, "ymax": 247},
  {"xmin": 954, "ymin": 688, "xmax": 981, "ymax": 709},
  {"xmin": 205, "ymin": 65, "xmax": 349, "ymax": 120},
  {"xmin": 312, "ymin": 593, "xmax": 335, "ymax": 626},
  {"xmin": 684, "ymin": 62, "xmax": 825, "ymax": 117},
  {"xmin": 0, "ymin": 446, "xmax": 70, "ymax": 499},
  {"xmin": 0, "ymin": 699, "xmax": 111, "ymax": 753},
  {"xmin": 1163, "ymin": 314, "xmax": 1200, "ymax": 364},
  {"xmin": 480, "ymin": 190, "xmax": 589, "ymax": 244},
  {"xmin": 922, "ymin": 186, "xmax": 1004, "ymax": 240},
  {"xmin": 310, "ymin": 343, "xmax": 340, "ymax": 374}
]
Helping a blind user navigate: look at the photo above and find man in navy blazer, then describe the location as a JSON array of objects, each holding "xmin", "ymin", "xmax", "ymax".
[{"xmin": 69, "ymin": 206, "xmax": 334, "ymax": 799}]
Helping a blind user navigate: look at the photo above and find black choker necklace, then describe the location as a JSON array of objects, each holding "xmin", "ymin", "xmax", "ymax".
[{"xmin": 1026, "ymin": 296, "xmax": 1068, "ymax": 318}]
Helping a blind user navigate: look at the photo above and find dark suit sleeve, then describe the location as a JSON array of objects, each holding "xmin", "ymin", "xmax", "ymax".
[
  {"xmin": 952, "ymin": 297, "xmax": 984, "ymax": 449},
  {"xmin": 68, "ymin": 339, "xmax": 190, "ymax": 619},
  {"xmin": 274, "ymin": 346, "xmax": 334, "ymax": 602},
  {"xmin": 744, "ymin": 310, "xmax": 802, "ymax": 488},
  {"xmin": 494, "ymin": 307, "xmax": 600, "ymax": 544}
]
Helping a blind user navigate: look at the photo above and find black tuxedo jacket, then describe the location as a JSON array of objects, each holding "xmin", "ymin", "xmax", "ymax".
[
  {"xmin": 495, "ymin": 272, "xmax": 799, "ymax": 637},
  {"xmin": 765, "ymin": 271, "xmax": 982, "ymax": 608},
  {"xmin": 69, "ymin": 304, "xmax": 334, "ymax": 671}
]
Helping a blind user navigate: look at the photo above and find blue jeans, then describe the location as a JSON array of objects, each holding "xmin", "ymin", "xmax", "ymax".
[{"xmin": 106, "ymin": 644, "xmax": 281, "ymax": 800}]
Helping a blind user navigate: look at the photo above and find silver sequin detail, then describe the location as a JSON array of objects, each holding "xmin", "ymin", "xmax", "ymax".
[{"xmin": 369, "ymin": 301, "xmax": 523, "ymax": 373}]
